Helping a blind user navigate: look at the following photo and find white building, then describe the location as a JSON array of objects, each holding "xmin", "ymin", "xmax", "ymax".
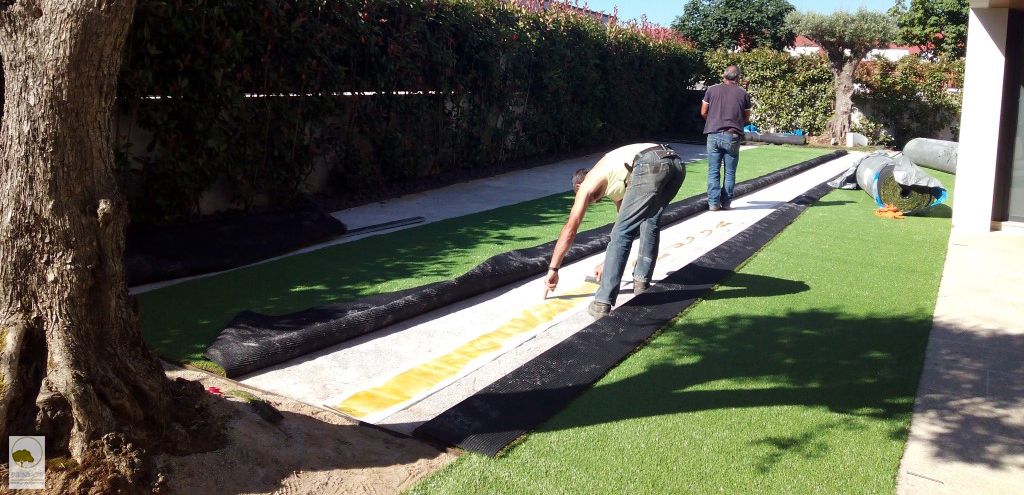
[
  {"xmin": 953, "ymin": 1, "xmax": 1024, "ymax": 232},
  {"xmin": 786, "ymin": 35, "xmax": 923, "ymax": 60}
]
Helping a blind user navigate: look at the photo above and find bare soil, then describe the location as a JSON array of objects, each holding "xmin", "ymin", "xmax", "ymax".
[
  {"xmin": 1, "ymin": 367, "xmax": 456, "ymax": 495},
  {"xmin": 153, "ymin": 367, "xmax": 456, "ymax": 495}
]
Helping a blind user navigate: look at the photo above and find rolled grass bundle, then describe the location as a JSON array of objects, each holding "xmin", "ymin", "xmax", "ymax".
[
  {"xmin": 903, "ymin": 138, "xmax": 958, "ymax": 174},
  {"xmin": 832, "ymin": 153, "xmax": 947, "ymax": 215},
  {"xmin": 875, "ymin": 165, "xmax": 942, "ymax": 213}
]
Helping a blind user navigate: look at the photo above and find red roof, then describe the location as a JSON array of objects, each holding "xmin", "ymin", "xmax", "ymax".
[
  {"xmin": 794, "ymin": 35, "xmax": 819, "ymax": 48},
  {"xmin": 793, "ymin": 35, "xmax": 922, "ymax": 53}
]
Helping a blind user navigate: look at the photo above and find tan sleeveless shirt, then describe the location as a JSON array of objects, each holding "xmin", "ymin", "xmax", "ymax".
[{"xmin": 591, "ymin": 143, "xmax": 659, "ymax": 201}]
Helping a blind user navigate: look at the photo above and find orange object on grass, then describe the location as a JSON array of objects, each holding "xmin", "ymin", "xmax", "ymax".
[{"xmin": 874, "ymin": 204, "xmax": 905, "ymax": 220}]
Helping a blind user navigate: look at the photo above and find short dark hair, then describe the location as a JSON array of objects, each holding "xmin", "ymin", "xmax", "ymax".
[
  {"xmin": 723, "ymin": 65, "xmax": 740, "ymax": 81},
  {"xmin": 571, "ymin": 168, "xmax": 589, "ymax": 191}
]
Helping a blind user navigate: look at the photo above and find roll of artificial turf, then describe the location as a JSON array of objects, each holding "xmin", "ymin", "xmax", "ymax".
[
  {"xmin": 744, "ymin": 132, "xmax": 806, "ymax": 145},
  {"xmin": 849, "ymin": 153, "xmax": 947, "ymax": 214},
  {"xmin": 875, "ymin": 165, "xmax": 941, "ymax": 213},
  {"xmin": 903, "ymin": 138, "xmax": 958, "ymax": 174}
]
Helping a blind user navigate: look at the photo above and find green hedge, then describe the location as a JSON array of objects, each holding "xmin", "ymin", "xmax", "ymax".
[
  {"xmin": 703, "ymin": 48, "xmax": 834, "ymax": 134},
  {"xmin": 116, "ymin": 0, "xmax": 704, "ymax": 223},
  {"xmin": 703, "ymin": 48, "xmax": 964, "ymax": 146},
  {"xmin": 854, "ymin": 56, "xmax": 964, "ymax": 147}
]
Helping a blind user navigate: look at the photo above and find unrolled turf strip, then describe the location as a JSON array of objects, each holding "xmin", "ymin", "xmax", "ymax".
[
  {"xmin": 206, "ymin": 151, "xmax": 844, "ymax": 377},
  {"xmin": 138, "ymin": 146, "xmax": 831, "ymax": 373},
  {"xmin": 407, "ymin": 170, "xmax": 954, "ymax": 495},
  {"xmin": 414, "ymin": 181, "xmax": 838, "ymax": 456}
]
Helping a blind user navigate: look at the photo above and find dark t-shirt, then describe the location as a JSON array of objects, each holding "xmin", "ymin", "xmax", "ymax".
[{"xmin": 702, "ymin": 83, "xmax": 751, "ymax": 135}]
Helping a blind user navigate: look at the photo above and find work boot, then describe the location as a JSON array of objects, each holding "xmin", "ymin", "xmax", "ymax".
[
  {"xmin": 634, "ymin": 280, "xmax": 650, "ymax": 295},
  {"xmin": 588, "ymin": 301, "xmax": 611, "ymax": 318}
]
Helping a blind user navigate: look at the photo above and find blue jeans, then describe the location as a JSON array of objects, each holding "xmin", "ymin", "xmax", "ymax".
[
  {"xmin": 706, "ymin": 131, "xmax": 740, "ymax": 207},
  {"xmin": 595, "ymin": 150, "xmax": 685, "ymax": 306}
]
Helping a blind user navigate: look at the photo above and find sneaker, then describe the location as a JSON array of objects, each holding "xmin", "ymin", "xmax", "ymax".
[
  {"xmin": 720, "ymin": 204, "xmax": 731, "ymax": 210},
  {"xmin": 588, "ymin": 301, "xmax": 611, "ymax": 318},
  {"xmin": 634, "ymin": 280, "xmax": 650, "ymax": 295},
  {"xmin": 708, "ymin": 204, "xmax": 721, "ymax": 211}
]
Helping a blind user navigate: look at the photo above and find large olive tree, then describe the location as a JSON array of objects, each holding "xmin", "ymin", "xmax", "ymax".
[
  {"xmin": 0, "ymin": 0, "xmax": 220, "ymax": 489},
  {"xmin": 787, "ymin": 9, "xmax": 898, "ymax": 144}
]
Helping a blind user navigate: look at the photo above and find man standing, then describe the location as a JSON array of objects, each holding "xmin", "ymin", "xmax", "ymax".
[
  {"xmin": 543, "ymin": 143, "xmax": 685, "ymax": 318},
  {"xmin": 701, "ymin": 65, "xmax": 752, "ymax": 211}
]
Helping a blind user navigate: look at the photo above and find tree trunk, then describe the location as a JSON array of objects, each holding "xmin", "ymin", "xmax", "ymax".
[
  {"xmin": 0, "ymin": 0, "xmax": 221, "ymax": 480},
  {"xmin": 826, "ymin": 53, "xmax": 859, "ymax": 145}
]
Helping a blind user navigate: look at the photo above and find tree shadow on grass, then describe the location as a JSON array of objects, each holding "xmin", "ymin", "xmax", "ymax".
[
  {"xmin": 546, "ymin": 310, "xmax": 929, "ymax": 423},
  {"xmin": 432, "ymin": 310, "xmax": 943, "ymax": 469},
  {"xmin": 913, "ymin": 203, "xmax": 952, "ymax": 219},
  {"xmin": 514, "ymin": 309, "xmax": 1024, "ymax": 473},
  {"xmin": 698, "ymin": 272, "xmax": 809, "ymax": 300}
]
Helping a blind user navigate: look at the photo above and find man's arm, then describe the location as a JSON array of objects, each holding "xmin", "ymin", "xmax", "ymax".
[
  {"xmin": 549, "ymin": 192, "xmax": 591, "ymax": 270},
  {"xmin": 700, "ymin": 101, "xmax": 709, "ymax": 120},
  {"xmin": 743, "ymin": 108, "xmax": 751, "ymax": 123},
  {"xmin": 544, "ymin": 183, "xmax": 601, "ymax": 297}
]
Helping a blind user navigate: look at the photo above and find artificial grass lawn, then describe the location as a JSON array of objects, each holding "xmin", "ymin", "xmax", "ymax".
[
  {"xmin": 408, "ymin": 172, "xmax": 955, "ymax": 494},
  {"xmin": 139, "ymin": 145, "xmax": 828, "ymax": 371}
]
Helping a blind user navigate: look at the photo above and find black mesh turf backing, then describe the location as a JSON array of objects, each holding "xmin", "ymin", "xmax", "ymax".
[
  {"xmin": 205, "ymin": 151, "xmax": 847, "ymax": 377},
  {"xmin": 412, "ymin": 179, "xmax": 838, "ymax": 456},
  {"xmin": 126, "ymin": 200, "xmax": 346, "ymax": 286}
]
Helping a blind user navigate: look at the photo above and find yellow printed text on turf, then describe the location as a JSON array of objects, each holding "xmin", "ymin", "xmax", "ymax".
[{"xmin": 335, "ymin": 282, "xmax": 596, "ymax": 419}]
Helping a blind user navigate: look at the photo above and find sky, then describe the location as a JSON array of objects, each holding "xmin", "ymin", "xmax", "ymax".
[{"xmin": 581, "ymin": 0, "xmax": 898, "ymax": 27}]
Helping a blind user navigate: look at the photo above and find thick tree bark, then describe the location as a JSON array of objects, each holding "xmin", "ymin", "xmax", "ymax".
[
  {"xmin": 0, "ymin": 0, "xmax": 221, "ymax": 474},
  {"xmin": 823, "ymin": 50, "xmax": 860, "ymax": 146}
]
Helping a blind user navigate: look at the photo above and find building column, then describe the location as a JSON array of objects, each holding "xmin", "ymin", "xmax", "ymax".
[{"xmin": 953, "ymin": 8, "xmax": 1010, "ymax": 233}]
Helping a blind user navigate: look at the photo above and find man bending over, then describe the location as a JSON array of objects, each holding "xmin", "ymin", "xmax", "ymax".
[{"xmin": 544, "ymin": 143, "xmax": 685, "ymax": 318}]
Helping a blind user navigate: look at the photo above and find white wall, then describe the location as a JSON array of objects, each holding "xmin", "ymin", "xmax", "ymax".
[
  {"xmin": 785, "ymin": 47, "xmax": 821, "ymax": 57},
  {"xmin": 953, "ymin": 8, "xmax": 1011, "ymax": 233},
  {"xmin": 866, "ymin": 48, "xmax": 911, "ymax": 61}
]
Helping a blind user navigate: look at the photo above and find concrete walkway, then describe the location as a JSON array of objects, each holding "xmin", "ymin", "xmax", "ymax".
[
  {"xmin": 897, "ymin": 231, "xmax": 1024, "ymax": 494},
  {"xmin": 327, "ymin": 142, "xmax": 709, "ymax": 240}
]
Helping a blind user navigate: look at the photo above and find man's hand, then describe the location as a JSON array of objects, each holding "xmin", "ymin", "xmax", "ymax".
[
  {"xmin": 543, "ymin": 269, "xmax": 559, "ymax": 299},
  {"xmin": 593, "ymin": 263, "xmax": 604, "ymax": 282}
]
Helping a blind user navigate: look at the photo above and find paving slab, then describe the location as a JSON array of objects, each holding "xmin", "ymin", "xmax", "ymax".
[{"xmin": 897, "ymin": 231, "xmax": 1024, "ymax": 495}]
